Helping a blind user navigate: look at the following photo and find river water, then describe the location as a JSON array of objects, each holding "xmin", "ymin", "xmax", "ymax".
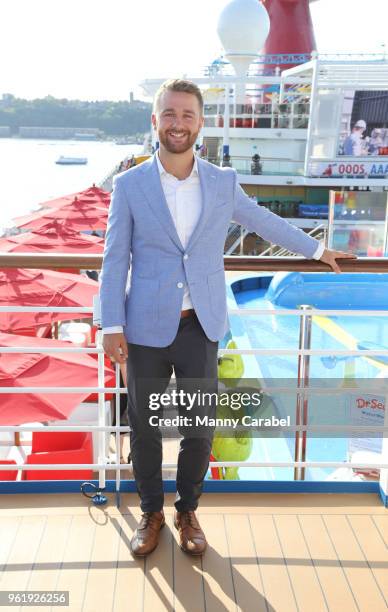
[{"xmin": 0, "ymin": 138, "xmax": 143, "ymax": 234}]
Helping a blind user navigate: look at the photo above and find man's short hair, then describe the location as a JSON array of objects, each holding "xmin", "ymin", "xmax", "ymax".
[{"xmin": 153, "ymin": 79, "xmax": 204, "ymax": 114}]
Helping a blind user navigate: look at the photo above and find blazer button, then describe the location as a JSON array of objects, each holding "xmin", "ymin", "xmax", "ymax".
[
  {"xmin": 183, "ymin": 254, "xmax": 188, "ymax": 260},
  {"xmin": 177, "ymin": 282, "xmax": 184, "ymax": 288}
]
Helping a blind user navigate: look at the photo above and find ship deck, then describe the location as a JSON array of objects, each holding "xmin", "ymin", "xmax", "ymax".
[{"xmin": 1, "ymin": 491, "xmax": 387, "ymax": 612}]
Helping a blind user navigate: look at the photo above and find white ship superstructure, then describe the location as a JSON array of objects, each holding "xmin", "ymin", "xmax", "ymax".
[{"xmin": 140, "ymin": 0, "xmax": 388, "ymax": 257}]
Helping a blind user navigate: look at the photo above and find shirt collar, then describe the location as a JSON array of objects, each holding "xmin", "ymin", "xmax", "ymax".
[{"xmin": 156, "ymin": 150, "xmax": 198, "ymax": 180}]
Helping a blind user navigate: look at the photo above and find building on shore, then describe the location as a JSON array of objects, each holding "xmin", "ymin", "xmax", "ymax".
[{"xmin": 18, "ymin": 126, "xmax": 103, "ymax": 139}]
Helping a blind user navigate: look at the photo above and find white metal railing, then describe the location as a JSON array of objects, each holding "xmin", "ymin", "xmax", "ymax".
[
  {"xmin": 206, "ymin": 156, "xmax": 305, "ymax": 177},
  {"xmin": 1, "ymin": 303, "xmax": 388, "ymax": 499}
]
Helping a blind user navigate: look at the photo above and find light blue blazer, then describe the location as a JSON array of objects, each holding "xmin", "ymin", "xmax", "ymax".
[{"xmin": 99, "ymin": 154, "xmax": 319, "ymax": 347}]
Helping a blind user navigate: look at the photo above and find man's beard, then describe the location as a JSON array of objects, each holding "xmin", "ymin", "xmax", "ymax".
[{"xmin": 158, "ymin": 129, "xmax": 199, "ymax": 154}]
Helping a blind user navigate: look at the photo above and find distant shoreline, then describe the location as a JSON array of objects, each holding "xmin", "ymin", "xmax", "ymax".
[
  {"xmin": 0, "ymin": 94, "xmax": 152, "ymax": 139},
  {"xmin": 0, "ymin": 134, "xmax": 144, "ymax": 143}
]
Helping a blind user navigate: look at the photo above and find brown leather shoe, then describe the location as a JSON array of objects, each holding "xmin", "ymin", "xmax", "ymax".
[
  {"xmin": 130, "ymin": 511, "xmax": 165, "ymax": 557},
  {"xmin": 174, "ymin": 510, "xmax": 207, "ymax": 555}
]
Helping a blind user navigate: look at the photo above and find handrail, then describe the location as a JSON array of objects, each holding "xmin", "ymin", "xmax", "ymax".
[
  {"xmin": 1, "ymin": 252, "xmax": 387, "ymax": 273},
  {"xmin": 2, "ymin": 461, "xmax": 387, "ymax": 471}
]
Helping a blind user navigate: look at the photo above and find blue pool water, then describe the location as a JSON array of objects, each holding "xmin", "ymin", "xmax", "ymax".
[
  {"xmin": 224, "ymin": 272, "xmax": 388, "ymax": 481},
  {"xmin": 233, "ymin": 272, "xmax": 388, "ymax": 380}
]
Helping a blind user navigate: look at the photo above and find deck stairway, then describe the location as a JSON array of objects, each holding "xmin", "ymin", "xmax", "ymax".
[
  {"xmin": 224, "ymin": 223, "xmax": 326, "ymax": 256},
  {"xmin": 224, "ymin": 223, "xmax": 249, "ymax": 255}
]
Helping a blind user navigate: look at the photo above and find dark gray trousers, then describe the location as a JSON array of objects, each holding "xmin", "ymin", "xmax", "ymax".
[{"xmin": 126, "ymin": 312, "xmax": 219, "ymax": 512}]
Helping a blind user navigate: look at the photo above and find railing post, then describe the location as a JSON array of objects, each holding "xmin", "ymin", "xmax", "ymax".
[
  {"xmin": 379, "ymin": 386, "xmax": 388, "ymax": 506},
  {"xmin": 96, "ymin": 329, "xmax": 107, "ymax": 489},
  {"xmin": 294, "ymin": 305, "xmax": 313, "ymax": 481},
  {"xmin": 222, "ymin": 86, "xmax": 230, "ymax": 159},
  {"xmin": 93, "ymin": 295, "xmax": 107, "ymax": 488},
  {"xmin": 114, "ymin": 361, "xmax": 122, "ymax": 507}
]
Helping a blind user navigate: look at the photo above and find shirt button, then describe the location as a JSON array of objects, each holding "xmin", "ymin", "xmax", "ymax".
[
  {"xmin": 183, "ymin": 254, "xmax": 188, "ymax": 260},
  {"xmin": 177, "ymin": 282, "xmax": 184, "ymax": 289}
]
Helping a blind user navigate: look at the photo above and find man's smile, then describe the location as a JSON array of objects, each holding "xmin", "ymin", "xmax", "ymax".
[{"xmin": 168, "ymin": 131, "xmax": 188, "ymax": 140}]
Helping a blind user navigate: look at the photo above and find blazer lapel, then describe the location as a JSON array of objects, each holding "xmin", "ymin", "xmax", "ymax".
[
  {"xmin": 186, "ymin": 157, "xmax": 218, "ymax": 252},
  {"xmin": 136, "ymin": 155, "xmax": 184, "ymax": 252},
  {"xmin": 136, "ymin": 154, "xmax": 219, "ymax": 254}
]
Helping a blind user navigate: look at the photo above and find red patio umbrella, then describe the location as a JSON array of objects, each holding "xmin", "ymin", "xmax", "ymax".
[
  {"xmin": 0, "ymin": 268, "xmax": 99, "ymax": 334},
  {"xmin": 40, "ymin": 185, "xmax": 110, "ymax": 209},
  {"xmin": 0, "ymin": 332, "xmax": 114, "ymax": 425},
  {"xmin": 13, "ymin": 197, "xmax": 106, "ymax": 227},
  {"xmin": 0, "ymin": 222, "xmax": 104, "ymax": 254},
  {"xmin": 13, "ymin": 199, "xmax": 108, "ymax": 232}
]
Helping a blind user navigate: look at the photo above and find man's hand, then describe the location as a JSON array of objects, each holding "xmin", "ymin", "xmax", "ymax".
[
  {"xmin": 319, "ymin": 248, "xmax": 357, "ymax": 273},
  {"xmin": 102, "ymin": 332, "xmax": 128, "ymax": 365}
]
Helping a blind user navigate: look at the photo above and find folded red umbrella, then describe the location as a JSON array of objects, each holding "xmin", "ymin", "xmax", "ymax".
[
  {"xmin": 0, "ymin": 332, "xmax": 114, "ymax": 425},
  {"xmin": 13, "ymin": 199, "xmax": 108, "ymax": 232},
  {"xmin": 39, "ymin": 185, "xmax": 110, "ymax": 209},
  {"xmin": 0, "ymin": 222, "xmax": 104, "ymax": 254},
  {"xmin": 0, "ymin": 268, "xmax": 99, "ymax": 333},
  {"xmin": 13, "ymin": 197, "xmax": 106, "ymax": 227}
]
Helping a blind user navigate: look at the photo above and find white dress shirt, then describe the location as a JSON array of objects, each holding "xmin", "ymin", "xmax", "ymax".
[
  {"xmin": 155, "ymin": 151, "xmax": 202, "ymax": 311},
  {"xmin": 103, "ymin": 154, "xmax": 325, "ymax": 334}
]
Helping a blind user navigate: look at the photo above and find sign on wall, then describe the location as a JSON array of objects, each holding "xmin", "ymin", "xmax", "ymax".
[
  {"xmin": 348, "ymin": 392, "xmax": 385, "ymax": 456},
  {"xmin": 309, "ymin": 160, "xmax": 388, "ymax": 179},
  {"xmin": 308, "ymin": 90, "xmax": 388, "ymax": 178}
]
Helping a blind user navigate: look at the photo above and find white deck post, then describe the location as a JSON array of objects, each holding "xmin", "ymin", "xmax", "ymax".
[
  {"xmin": 379, "ymin": 387, "xmax": 388, "ymax": 506},
  {"xmin": 93, "ymin": 294, "xmax": 106, "ymax": 488}
]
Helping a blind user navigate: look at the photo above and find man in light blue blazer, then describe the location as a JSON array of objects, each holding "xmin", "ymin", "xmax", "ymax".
[{"xmin": 100, "ymin": 79, "xmax": 354, "ymax": 557}]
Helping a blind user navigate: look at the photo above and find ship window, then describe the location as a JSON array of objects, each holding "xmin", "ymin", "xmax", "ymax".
[
  {"xmin": 278, "ymin": 103, "xmax": 291, "ymax": 114},
  {"xmin": 204, "ymin": 117, "xmax": 217, "ymax": 127},
  {"xmin": 204, "ymin": 104, "xmax": 217, "ymax": 115},
  {"xmin": 218, "ymin": 104, "xmax": 234, "ymax": 114},
  {"xmin": 255, "ymin": 104, "xmax": 272, "ymax": 115}
]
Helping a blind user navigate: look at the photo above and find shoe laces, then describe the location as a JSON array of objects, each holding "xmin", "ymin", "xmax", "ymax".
[
  {"xmin": 181, "ymin": 511, "xmax": 200, "ymax": 530},
  {"xmin": 139, "ymin": 512, "xmax": 161, "ymax": 530}
]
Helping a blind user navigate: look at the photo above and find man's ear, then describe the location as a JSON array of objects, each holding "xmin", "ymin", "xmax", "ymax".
[{"xmin": 151, "ymin": 113, "xmax": 157, "ymax": 130}]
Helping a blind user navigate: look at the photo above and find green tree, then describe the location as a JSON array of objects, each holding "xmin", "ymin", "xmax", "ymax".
[{"xmin": 0, "ymin": 95, "xmax": 152, "ymax": 137}]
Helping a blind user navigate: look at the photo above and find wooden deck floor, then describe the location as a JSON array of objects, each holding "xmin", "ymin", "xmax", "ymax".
[{"xmin": 0, "ymin": 492, "xmax": 387, "ymax": 612}]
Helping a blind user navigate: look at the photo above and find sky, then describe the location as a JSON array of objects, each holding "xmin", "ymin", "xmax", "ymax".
[{"xmin": 1, "ymin": 0, "xmax": 388, "ymax": 102}]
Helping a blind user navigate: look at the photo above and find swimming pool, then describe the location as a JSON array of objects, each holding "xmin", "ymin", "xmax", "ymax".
[{"xmin": 215, "ymin": 272, "xmax": 388, "ymax": 482}]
